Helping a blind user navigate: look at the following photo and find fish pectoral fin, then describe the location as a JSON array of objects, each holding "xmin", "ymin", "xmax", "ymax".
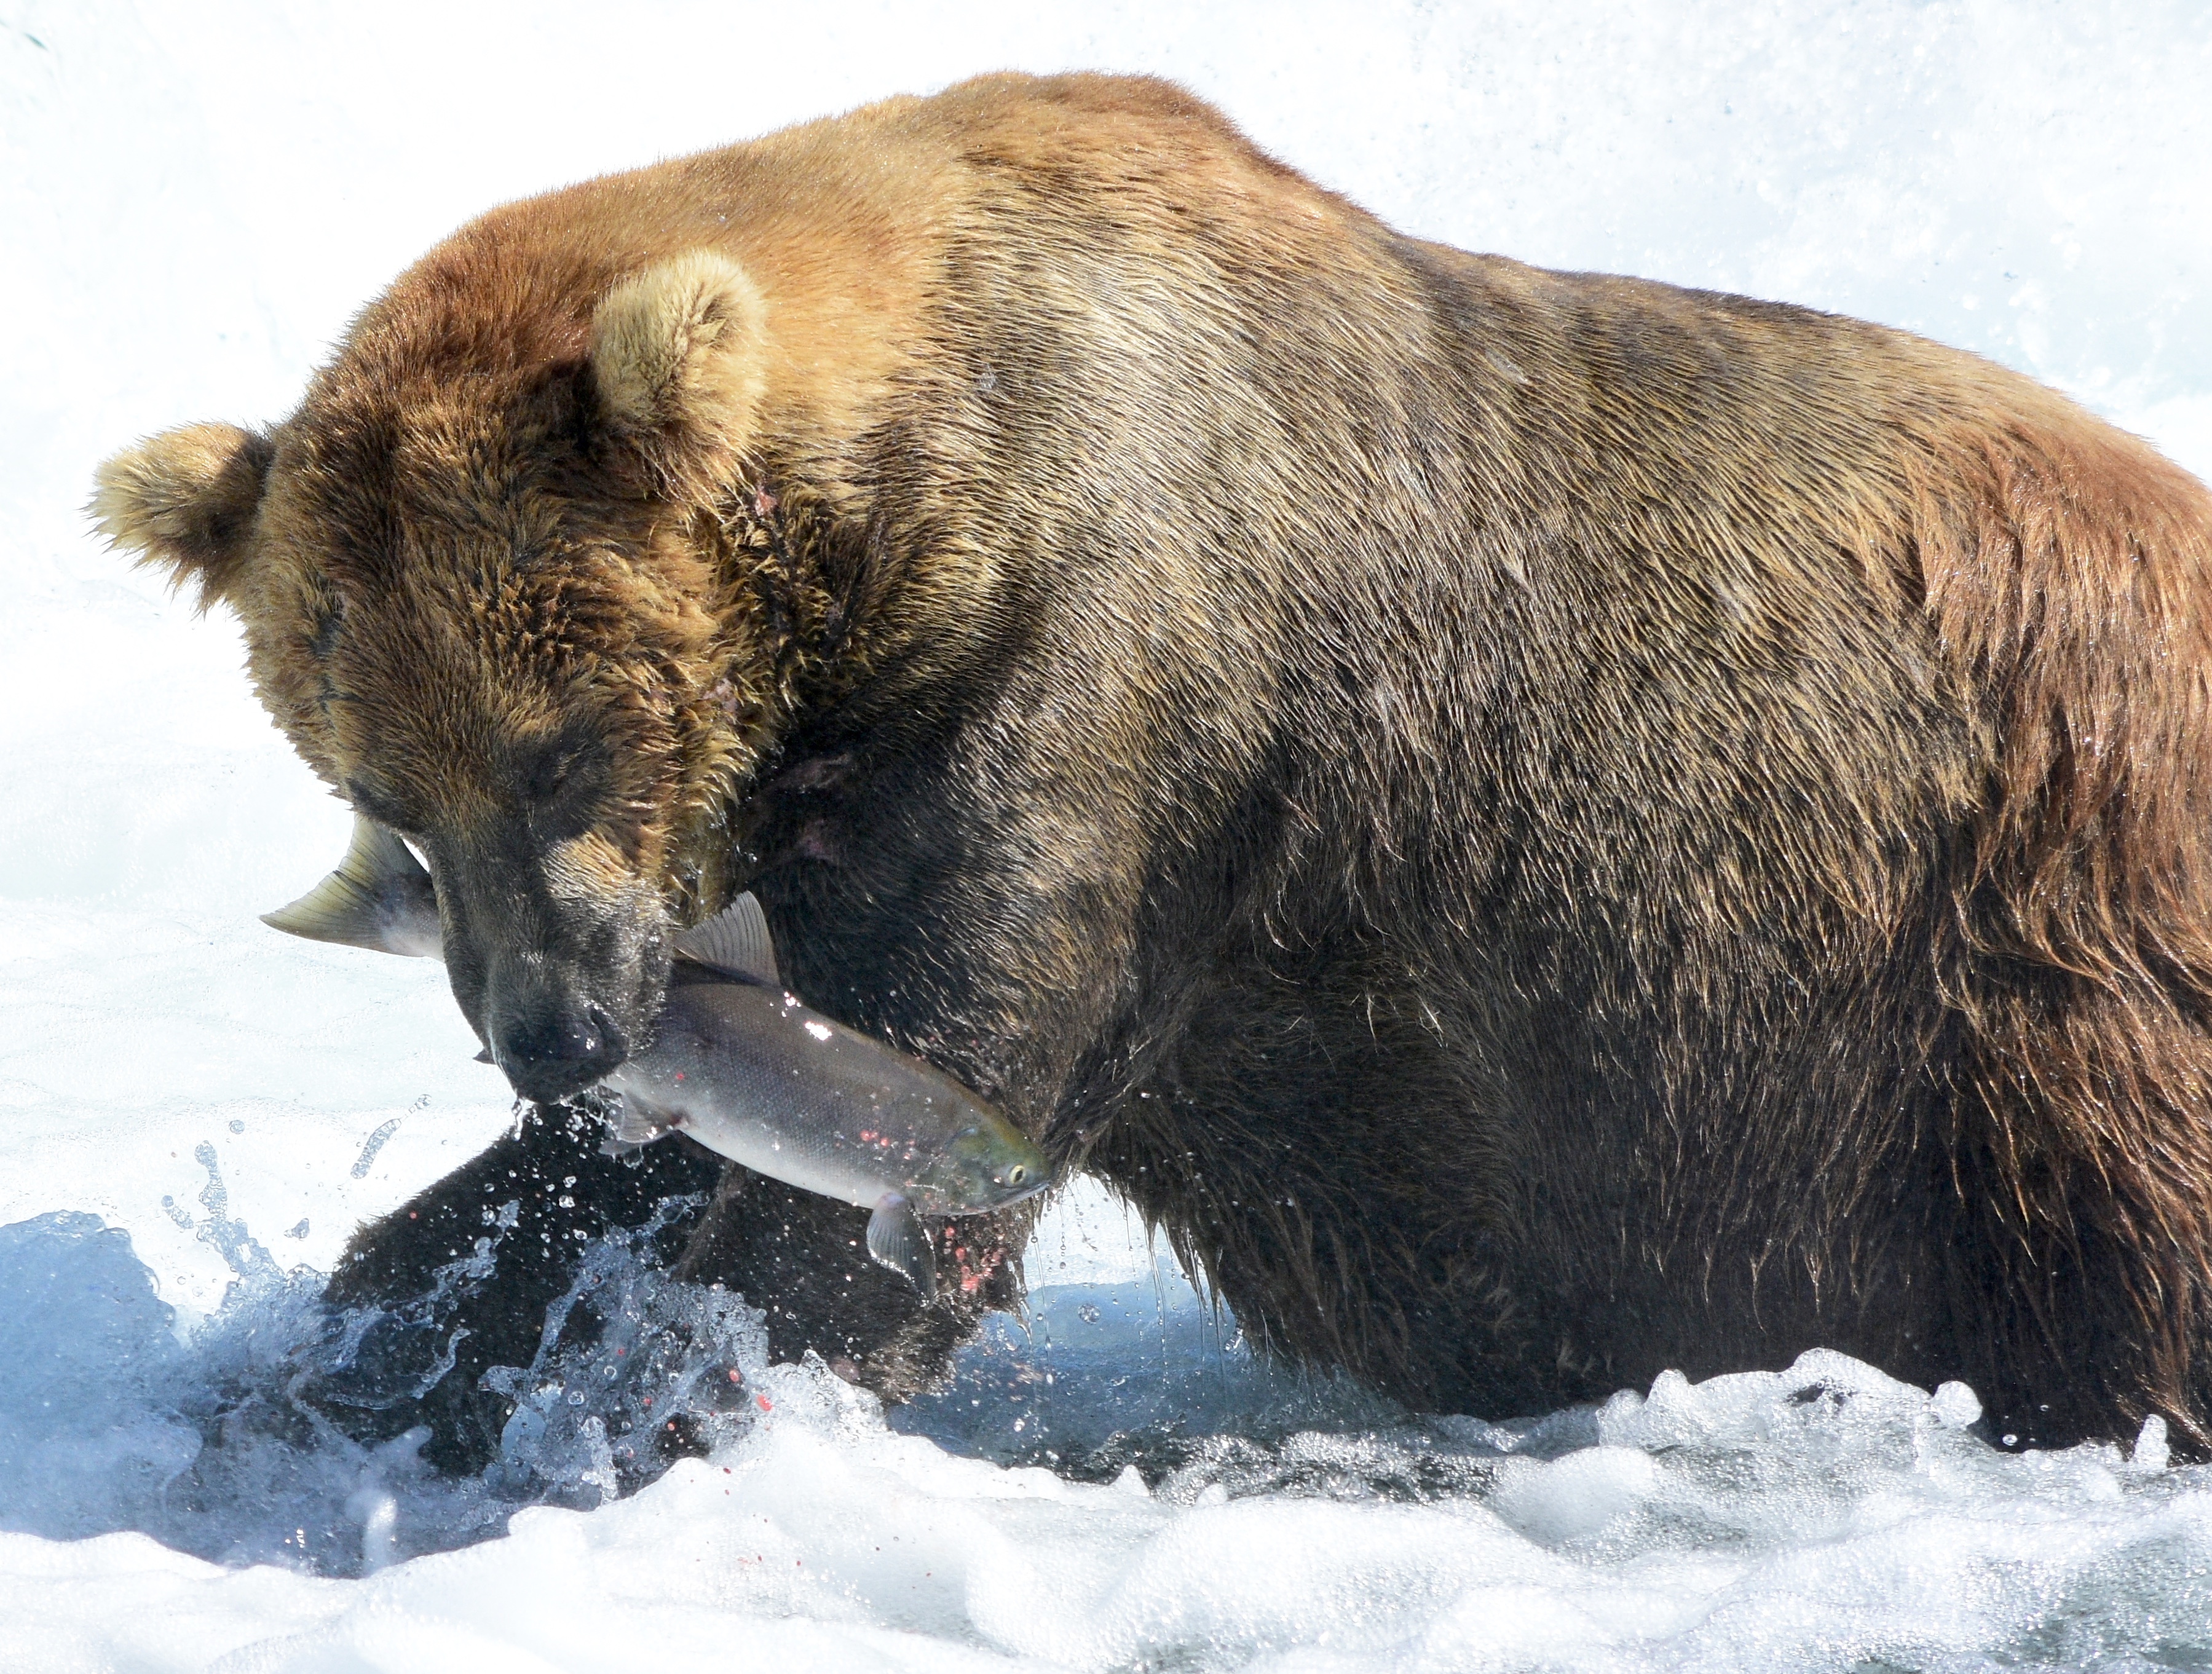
[
  {"xmin": 866, "ymin": 1194, "xmax": 938, "ymax": 1299},
  {"xmin": 599, "ymin": 1099, "xmax": 676, "ymax": 1156},
  {"xmin": 673, "ymin": 891, "xmax": 781, "ymax": 985}
]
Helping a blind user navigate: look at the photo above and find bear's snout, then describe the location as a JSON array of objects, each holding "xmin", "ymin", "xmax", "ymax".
[
  {"xmin": 492, "ymin": 998, "xmax": 630, "ymax": 1103},
  {"xmin": 425, "ymin": 835, "xmax": 668, "ymax": 1108}
]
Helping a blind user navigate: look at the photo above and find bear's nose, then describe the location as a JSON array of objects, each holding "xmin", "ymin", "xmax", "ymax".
[{"xmin": 496, "ymin": 1003, "xmax": 628, "ymax": 1102}]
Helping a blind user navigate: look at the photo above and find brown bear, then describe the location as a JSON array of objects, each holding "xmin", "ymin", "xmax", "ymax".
[{"xmin": 95, "ymin": 71, "xmax": 2212, "ymax": 1469}]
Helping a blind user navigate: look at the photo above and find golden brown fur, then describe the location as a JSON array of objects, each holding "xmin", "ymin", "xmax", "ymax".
[{"xmin": 97, "ymin": 73, "xmax": 2212, "ymax": 1461}]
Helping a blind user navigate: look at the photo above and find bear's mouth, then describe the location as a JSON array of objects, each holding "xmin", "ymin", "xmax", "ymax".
[
  {"xmin": 471, "ymin": 932, "xmax": 671, "ymax": 1106},
  {"xmin": 488, "ymin": 1000, "xmax": 634, "ymax": 1103}
]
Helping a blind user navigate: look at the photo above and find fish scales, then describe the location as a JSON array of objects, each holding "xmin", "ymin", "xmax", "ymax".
[{"xmin": 616, "ymin": 973, "xmax": 988, "ymax": 1212}]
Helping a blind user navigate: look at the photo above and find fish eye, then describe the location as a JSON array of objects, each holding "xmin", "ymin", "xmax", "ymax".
[{"xmin": 1006, "ymin": 1164, "xmax": 1028, "ymax": 1185}]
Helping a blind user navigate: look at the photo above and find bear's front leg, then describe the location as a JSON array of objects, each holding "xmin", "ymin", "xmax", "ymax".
[
  {"xmin": 671, "ymin": 1162, "xmax": 1024, "ymax": 1399},
  {"xmin": 309, "ymin": 1102, "xmax": 726, "ymax": 1473}
]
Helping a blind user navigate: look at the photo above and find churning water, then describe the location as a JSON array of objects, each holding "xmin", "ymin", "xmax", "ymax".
[{"xmin": 5, "ymin": 1164, "xmax": 2212, "ymax": 1672}]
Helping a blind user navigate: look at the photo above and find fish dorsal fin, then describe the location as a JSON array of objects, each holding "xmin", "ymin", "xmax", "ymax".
[
  {"xmin": 866, "ymin": 1194, "xmax": 938, "ymax": 1298},
  {"xmin": 674, "ymin": 891, "xmax": 780, "ymax": 985},
  {"xmin": 262, "ymin": 815, "xmax": 437, "ymax": 957}
]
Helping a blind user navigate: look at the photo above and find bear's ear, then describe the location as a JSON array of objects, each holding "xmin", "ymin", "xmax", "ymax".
[
  {"xmin": 90, "ymin": 422, "xmax": 274, "ymax": 609},
  {"xmin": 589, "ymin": 250, "xmax": 769, "ymax": 499}
]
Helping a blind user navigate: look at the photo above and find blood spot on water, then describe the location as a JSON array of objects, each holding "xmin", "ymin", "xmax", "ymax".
[
  {"xmin": 727, "ymin": 1368, "xmax": 742, "ymax": 1383},
  {"xmin": 757, "ymin": 1394, "xmax": 773, "ymax": 1411}
]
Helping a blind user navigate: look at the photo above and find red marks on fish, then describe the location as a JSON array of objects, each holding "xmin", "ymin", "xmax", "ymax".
[{"xmin": 756, "ymin": 1393, "xmax": 773, "ymax": 1411}]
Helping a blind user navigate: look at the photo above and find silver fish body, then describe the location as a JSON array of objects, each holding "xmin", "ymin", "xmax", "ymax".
[
  {"xmin": 610, "ymin": 970, "xmax": 1040, "ymax": 1218},
  {"xmin": 263, "ymin": 815, "xmax": 1050, "ymax": 1293}
]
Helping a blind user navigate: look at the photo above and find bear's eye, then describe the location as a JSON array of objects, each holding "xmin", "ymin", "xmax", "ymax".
[
  {"xmin": 515, "ymin": 736, "xmax": 606, "ymax": 827},
  {"xmin": 526, "ymin": 755, "xmax": 572, "ymax": 802}
]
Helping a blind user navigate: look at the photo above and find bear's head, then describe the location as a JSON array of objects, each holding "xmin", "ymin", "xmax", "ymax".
[{"xmin": 94, "ymin": 250, "xmax": 778, "ymax": 1103}]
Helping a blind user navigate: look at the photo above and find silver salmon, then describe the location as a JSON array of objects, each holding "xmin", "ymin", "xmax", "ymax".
[{"xmin": 264, "ymin": 817, "xmax": 1049, "ymax": 1295}]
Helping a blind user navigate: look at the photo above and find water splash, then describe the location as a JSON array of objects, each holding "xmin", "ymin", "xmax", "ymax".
[
  {"xmin": 348, "ymin": 1117, "xmax": 402, "ymax": 1179},
  {"xmin": 189, "ymin": 1138, "xmax": 280, "ymax": 1282},
  {"xmin": 0, "ymin": 1175, "xmax": 769, "ymax": 1577},
  {"xmin": 7, "ymin": 1186, "xmax": 2212, "ymax": 1668}
]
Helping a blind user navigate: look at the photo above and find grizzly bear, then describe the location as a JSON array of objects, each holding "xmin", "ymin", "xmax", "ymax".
[{"xmin": 95, "ymin": 71, "xmax": 2212, "ymax": 1469}]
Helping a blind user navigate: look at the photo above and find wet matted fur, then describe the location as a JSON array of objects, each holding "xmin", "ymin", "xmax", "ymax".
[{"xmin": 98, "ymin": 73, "xmax": 2212, "ymax": 1461}]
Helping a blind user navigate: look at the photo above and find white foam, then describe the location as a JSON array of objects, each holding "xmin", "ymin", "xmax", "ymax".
[{"xmin": 6, "ymin": 1204, "xmax": 2212, "ymax": 1672}]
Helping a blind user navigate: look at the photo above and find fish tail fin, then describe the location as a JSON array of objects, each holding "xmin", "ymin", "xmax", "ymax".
[
  {"xmin": 866, "ymin": 1194, "xmax": 938, "ymax": 1298},
  {"xmin": 263, "ymin": 815, "xmax": 435, "ymax": 955}
]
